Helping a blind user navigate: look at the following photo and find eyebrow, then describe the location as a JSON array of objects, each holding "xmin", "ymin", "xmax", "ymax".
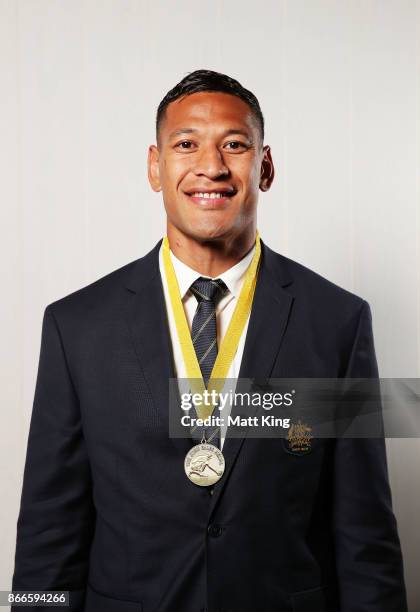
[{"xmin": 168, "ymin": 127, "xmax": 253, "ymax": 140}]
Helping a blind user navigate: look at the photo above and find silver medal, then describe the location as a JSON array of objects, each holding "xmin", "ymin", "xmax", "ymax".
[{"xmin": 184, "ymin": 443, "xmax": 225, "ymax": 486}]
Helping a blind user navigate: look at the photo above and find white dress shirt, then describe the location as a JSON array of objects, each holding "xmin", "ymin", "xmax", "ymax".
[{"xmin": 158, "ymin": 241, "xmax": 256, "ymax": 450}]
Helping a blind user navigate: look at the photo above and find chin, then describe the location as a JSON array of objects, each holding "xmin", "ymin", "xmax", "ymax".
[{"xmin": 184, "ymin": 222, "xmax": 234, "ymax": 243}]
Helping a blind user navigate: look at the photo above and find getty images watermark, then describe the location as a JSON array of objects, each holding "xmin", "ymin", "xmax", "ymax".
[
  {"xmin": 179, "ymin": 386, "xmax": 294, "ymax": 430},
  {"xmin": 168, "ymin": 378, "xmax": 420, "ymax": 440}
]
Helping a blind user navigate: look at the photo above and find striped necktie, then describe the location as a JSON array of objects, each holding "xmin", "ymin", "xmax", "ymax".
[{"xmin": 189, "ymin": 276, "xmax": 228, "ymax": 447}]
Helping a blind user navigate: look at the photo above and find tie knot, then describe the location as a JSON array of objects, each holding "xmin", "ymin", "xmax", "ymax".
[{"xmin": 190, "ymin": 277, "xmax": 228, "ymax": 304}]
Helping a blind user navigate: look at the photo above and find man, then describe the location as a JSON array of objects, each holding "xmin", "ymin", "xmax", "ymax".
[{"xmin": 12, "ymin": 70, "xmax": 407, "ymax": 612}]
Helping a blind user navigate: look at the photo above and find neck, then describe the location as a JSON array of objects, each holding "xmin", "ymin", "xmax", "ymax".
[{"xmin": 166, "ymin": 224, "xmax": 256, "ymax": 277}]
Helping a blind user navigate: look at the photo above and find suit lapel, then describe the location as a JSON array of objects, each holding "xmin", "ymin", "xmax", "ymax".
[
  {"xmin": 208, "ymin": 241, "xmax": 294, "ymax": 516},
  {"xmin": 124, "ymin": 240, "xmax": 192, "ymax": 457}
]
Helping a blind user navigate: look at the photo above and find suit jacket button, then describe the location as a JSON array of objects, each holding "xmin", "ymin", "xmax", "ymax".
[{"xmin": 207, "ymin": 523, "xmax": 223, "ymax": 537}]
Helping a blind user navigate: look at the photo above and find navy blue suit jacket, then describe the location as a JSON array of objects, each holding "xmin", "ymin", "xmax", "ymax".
[{"xmin": 12, "ymin": 239, "xmax": 407, "ymax": 612}]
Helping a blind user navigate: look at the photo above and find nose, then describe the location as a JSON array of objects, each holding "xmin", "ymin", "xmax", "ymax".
[{"xmin": 193, "ymin": 145, "xmax": 229, "ymax": 179}]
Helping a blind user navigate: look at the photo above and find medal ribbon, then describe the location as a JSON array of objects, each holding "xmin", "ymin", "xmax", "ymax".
[{"xmin": 162, "ymin": 231, "xmax": 261, "ymax": 420}]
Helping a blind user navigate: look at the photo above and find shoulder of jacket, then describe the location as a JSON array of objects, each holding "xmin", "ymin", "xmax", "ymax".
[{"xmin": 263, "ymin": 243, "xmax": 366, "ymax": 312}]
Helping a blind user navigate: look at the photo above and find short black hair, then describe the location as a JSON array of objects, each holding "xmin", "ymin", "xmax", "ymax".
[{"xmin": 156, "ymin": 69, "xmax": 264, "ymax": 146}]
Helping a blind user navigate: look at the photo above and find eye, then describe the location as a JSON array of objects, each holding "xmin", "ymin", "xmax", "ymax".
[
  {"xmin": 224, "ymin": 141, "xmax": 248, "ymax": 151},
  {"xmin": 175, "ymin": 140, "xmax": 195, "ymax": 150}
]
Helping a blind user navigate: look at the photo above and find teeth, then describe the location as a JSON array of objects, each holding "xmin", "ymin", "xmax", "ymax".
[{"xmin": 190, "ymin": 192, "xmax": 230, "ymax": 199}]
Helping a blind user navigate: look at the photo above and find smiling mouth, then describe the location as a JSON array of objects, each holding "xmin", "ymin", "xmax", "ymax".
[{"xmin": 184, "ymin": 190, "xmax": 237, "ymax": 204}]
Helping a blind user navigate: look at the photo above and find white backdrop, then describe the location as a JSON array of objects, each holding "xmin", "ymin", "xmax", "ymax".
[{"xmin": 1, "ymin": 0, "xmax": 419, "ymax": 609}]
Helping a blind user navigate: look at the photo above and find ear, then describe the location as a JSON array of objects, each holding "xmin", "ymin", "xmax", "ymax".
[
  {"xmin": 259, "ymin": 145, "xmax": 275, "ymax": 192},
  {"xmin": 148, "ymin": 145, "xmax": 161, "ymax": 192}
]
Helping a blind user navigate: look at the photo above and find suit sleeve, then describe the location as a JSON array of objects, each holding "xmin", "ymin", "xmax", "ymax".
[
  {"xmin": 12, "ymin": 305, "xmax": 95, "ymax": 611},
  {"xmin": 333, "ymin": 300, "xmax": 408, "ymax": 611}
]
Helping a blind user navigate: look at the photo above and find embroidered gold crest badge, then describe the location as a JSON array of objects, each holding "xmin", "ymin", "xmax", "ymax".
[{"xmin": 285, "ymin": 420, "xmax": 312, "ymax": 455}]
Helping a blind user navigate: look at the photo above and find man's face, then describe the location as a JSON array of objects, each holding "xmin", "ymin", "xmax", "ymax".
[{"xmin": 148, "ymin": 91, "xmax": 274, "ymax": 243}]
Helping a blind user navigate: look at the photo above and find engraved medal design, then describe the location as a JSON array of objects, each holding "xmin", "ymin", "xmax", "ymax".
[{"xmin": 184, "ymin": 443, "xmax": 225, "ymax": 486}]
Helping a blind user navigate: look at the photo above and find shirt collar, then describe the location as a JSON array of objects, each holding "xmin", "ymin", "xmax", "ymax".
[{"xmin": 165, "ymin": 242, "xmax": 256, "ymax": 301}]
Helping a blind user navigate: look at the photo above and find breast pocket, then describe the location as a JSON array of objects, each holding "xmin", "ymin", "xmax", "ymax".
[
  {"xmin": 281, "ymin": 426, "xmax": 325, "ymax": 456},
  {"xmin": 85, "ymin": 584, "xmax": 142, "ymax": 612}
]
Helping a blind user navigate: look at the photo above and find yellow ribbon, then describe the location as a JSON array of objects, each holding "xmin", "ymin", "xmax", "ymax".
[{"xmin": 162, "ymin": 231, "xmax": 261, "ymax": 420}]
